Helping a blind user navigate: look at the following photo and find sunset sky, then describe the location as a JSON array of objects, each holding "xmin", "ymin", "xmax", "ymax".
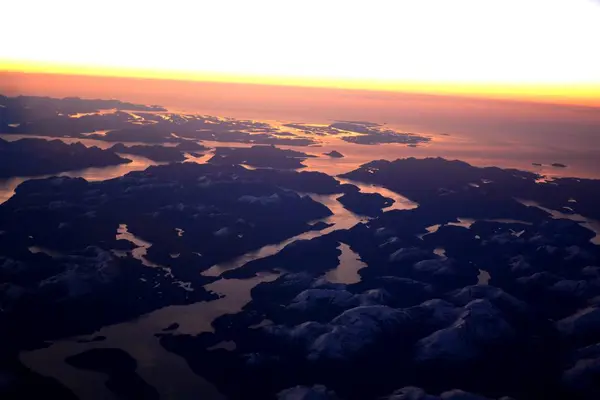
[{"xmin": 2, "ymin": 0, "xmax": 600, "ymax": 104}]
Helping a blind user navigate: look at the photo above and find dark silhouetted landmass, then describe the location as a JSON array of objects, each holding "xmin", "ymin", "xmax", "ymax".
[
  {"xmin": 337, "ymin": 191, "xmax": 394, "ymax": 216},
  {"xmin": 174, "ymin": 141, "xmax": 209, "ymax": 152},
  {"xmin": 341, "ymin": 157, "xmax": 600, "ymax": 220},
  {"xmin": 0, "ymin": 357, "xmax": 77, "ymax": 400},
  {"xmin": 0, "ymin": 138, "xmax": 131, "ymax": 178},
  {"xmin": 334, "ymin": 120, "xmax": 382, "ymax": 127},
  {"xmin": 110, "ymin": 143, "xmax": 188, "ymax": 162},
  {"xmin": 0, "ymin": 95, "xmax": 164, "ymax": 137},
  {"xmin": 2, "ymin": 101, "xmax": 600, "ymax": 400},
  {"xmin": 76, "ymin": 335, "xmax": 106, "ymax": 343},
  {"xmin": 90, "ymin": 124, "xmax": 177, "ymax": 143},
  {"xmin": 163, "ymin": 323, "xmax": 180, "ymax": 331},
  {"xmin": 341, "ymin": 130, "xmax": 430, "ymax": 145},
  {"xmin": 208, "ymin": 145, "xmax": 314, "ymax": 169},
  {"xmin": 0, "ymin": 162, "xmax": 341, "ymax": 344},
  {"xmin": 159, "ymin": 158, "xmax": 600, "ymax": 400},
  {"xmin": 330, "ymin": 122, "xmax": 372, "ymax": 134},
  {"xmin": 324, "ymin": 150, "xmax": 344, "ymax": 158},
  {"xmin": 282, "ymin": 123, "xmax": 340, "ymax": 136},
  {"xmin": 3, "ymin": 111, "xmax": 136, "ymax": 137},
  {"xmin": 223, "ymin": 235, "xmax": 341, "ymax": 279},
  {"xmin": 66, "ymin": 348, "xmax": 159, "ymax": 399},
  {"xmin": 1, "ymin": 94, "xmax": 317, "ymax": 146},
  {"xmin": 328, "ymin": 121, "xmax": 430, "ymax": 145},
  {"xmin": 0, "ymin": 94, "xmax": 164, "ymax": 121}
]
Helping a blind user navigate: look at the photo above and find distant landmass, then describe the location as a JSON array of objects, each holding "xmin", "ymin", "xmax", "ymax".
[{"xmin": 1, "ymin": 95, "xmax": 317, "ymax": 146}]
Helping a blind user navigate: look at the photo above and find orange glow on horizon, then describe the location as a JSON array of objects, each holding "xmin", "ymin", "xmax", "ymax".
[
  {"xmin": 2, "ymin": 59, "xmax": 599, "ymax": 108},
  {"xmin": 2, "ymin": 0, "xmax": 600, "ymax": 107}
]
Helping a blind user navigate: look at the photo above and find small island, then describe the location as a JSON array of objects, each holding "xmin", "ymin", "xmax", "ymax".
[
  {"xmin": 324, "ymin": 150, "xmax": 344, "ymax": 158},
  {"xmin": 336, "ymin": 191, "xmax": 395, "ymax": 216}
]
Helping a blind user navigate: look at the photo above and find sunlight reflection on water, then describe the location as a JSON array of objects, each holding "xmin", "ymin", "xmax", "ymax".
[{"xmin": 325, "ymin": 243, "xmax": 367, "ymax": 284}]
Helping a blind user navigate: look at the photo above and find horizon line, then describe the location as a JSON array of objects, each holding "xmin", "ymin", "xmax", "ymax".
[{"xmin": 2, "ymin": 59, "xmax": 600, "ymax": 108}]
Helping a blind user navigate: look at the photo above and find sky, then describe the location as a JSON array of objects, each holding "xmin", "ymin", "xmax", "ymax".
[{"xmin": 2, "ymin": 0, "xmax": 600, "ymax": 104}]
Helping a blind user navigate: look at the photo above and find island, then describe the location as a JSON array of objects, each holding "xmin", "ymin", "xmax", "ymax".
[
  {"xmin": 110, "ymin": 143, "xmax": 189, "ymax": 162},
  {"xmin": 208, "ymin": 145, "xmax": 315, "ymax": 169},
  {"xmin": 336, "ymin": 191, "xmax": 395, "ymax": 216},
  {"xmin": 324, "ymin": 150, "xmax": 344, "ymax": 158},
  {"xmin": 329, "ymin": 121, "xmax": 431, "ymax": 145},
  {"xmin": 341, "ymin": 130, "xmax": 430, "ymax": 145},
  {"xmin": 89, "ymin": 124, "xmax": 177, "ymax": 143}
]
